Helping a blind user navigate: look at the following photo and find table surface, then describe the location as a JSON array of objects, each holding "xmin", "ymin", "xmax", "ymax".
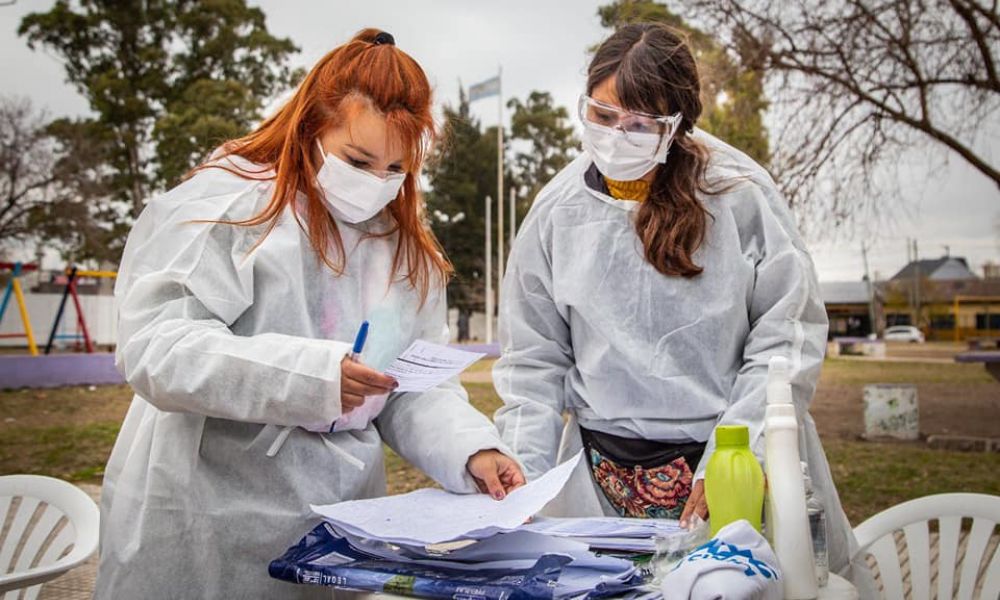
[
  {"xmin": 818, "ymin": 573, "xmax": 859, "ymax": 600},
  {"xmin": 955, "ymin": 350, "xmax": 1000, "ymax": 382},
  {"xmin": 955, "ymin": 350, "xmax": 1000, "ymax": 362}
]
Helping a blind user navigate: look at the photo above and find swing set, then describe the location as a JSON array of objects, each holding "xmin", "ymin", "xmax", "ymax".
[{"xmin": 0, "ymin": 262, "xmax": 117, "ymax": 356}]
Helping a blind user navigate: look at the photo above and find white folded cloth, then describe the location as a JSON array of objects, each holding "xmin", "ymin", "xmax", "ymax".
[{"xmin": 661, "ymin": 520, "xmax": 782, "ymax": 600}]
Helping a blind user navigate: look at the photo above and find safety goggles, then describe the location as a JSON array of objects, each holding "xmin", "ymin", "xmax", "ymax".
[{"xmin": 578, "ymin": 95, "xmax": 683, "ymax": 139}]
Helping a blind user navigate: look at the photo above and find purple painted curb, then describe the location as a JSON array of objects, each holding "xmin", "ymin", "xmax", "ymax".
[
  {"xmin": 1, "ymin": 343, "xmax": 500, "ymax": 390},
  {"xmin": 452, "ymin": 342, "xmax": 501, "ymax": 358},
  {"xmin": 0, "ymin": 353, "xmax": 124, "ymax": 390}
]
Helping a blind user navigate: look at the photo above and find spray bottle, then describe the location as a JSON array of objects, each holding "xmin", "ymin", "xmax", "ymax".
[{"xmin": 765, "ymin": 356, "xmax": 819, "ymax": 599}]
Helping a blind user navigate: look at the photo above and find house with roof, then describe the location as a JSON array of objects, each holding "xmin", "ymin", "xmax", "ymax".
[
  {"xmin": 876, "ymin": 256, "xmax": 1000, "ymax": 341},
  {"xmin": 820, "ymin": 280, "xmax": 882, "ymax": 338}
]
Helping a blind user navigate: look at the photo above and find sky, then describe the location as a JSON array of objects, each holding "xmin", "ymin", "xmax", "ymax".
[{"xmin": 2, "ymin": 0, "xmax": 997, "ymax": 282}]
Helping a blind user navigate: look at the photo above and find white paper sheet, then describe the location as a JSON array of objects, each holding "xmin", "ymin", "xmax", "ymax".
[
  {"xmin": 519, "ymin": 516, "xmax": 686, "ymax": 552},
  {"xmin": 561, "ymin": 536, "xmax": 657, "ymax": 552},
  {"xmin": 383, "ymin": 340, "xmax": 486, "ymax": 393},
  {"xmin": 333, "ymin": 341, "xmax": 485, "ymax": 432},
  {"xmin": 522, "ymin": 516, "xmax": 685, "ymax": 539},
  {"xmin": 434, "ymin": 530, "xmax": 633, "ymax": 571},
  {"xmin": 311, "ymin": 452, "xmax": 582, "ymax": 545}
]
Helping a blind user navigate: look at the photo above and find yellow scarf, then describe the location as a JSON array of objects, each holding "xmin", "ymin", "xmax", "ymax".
[{"xmin": 605, "ymin": 177, "xmax": 650, "ymax": 202}]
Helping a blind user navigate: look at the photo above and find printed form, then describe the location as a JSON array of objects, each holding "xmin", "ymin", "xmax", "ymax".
[{"xmin": 384, "ymin": 340, "xmax": 486, "ymax": 393}]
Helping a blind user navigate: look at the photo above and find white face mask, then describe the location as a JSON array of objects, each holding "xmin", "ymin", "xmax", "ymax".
[
  {"xmin": 315, "ymin": 141, "xmax": 406, "ymax": 224},
  {"xmin": 581, "ymin": 121, "xmax": 676, "ymax": 181}
]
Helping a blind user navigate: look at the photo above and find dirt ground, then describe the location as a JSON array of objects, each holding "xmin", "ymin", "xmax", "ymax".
[
  {"xmin": 825, "ymin": 340, "xmax": 1000, "ymax": 442},
  {"xmin": 811, "ymin": 358, "xmax": 999, "ymax": 440}
]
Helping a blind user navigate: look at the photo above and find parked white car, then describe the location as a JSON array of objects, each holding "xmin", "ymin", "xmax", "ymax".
[{"xmin": 883, "ymin": 325, "xmax": 925, "ymax": 343}]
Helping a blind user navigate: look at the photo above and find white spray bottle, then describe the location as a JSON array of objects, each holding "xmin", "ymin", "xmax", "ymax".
[{"xmin": 765, "ymin": 356, "xmax": 819, "ymax": 599}]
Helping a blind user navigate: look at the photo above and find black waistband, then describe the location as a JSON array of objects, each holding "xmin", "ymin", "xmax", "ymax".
[{"xmin": 580, "ymin": 426, "xmax": 706, "ymax": 469}]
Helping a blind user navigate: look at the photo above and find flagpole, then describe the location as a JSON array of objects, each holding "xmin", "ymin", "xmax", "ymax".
[
  {"xmin": 509, "ymin": 185, "xmax": 516, "ymax": 251},
  {"xmin": 485, "ymin": 195, "xmax": 493, "ymax": 344},
  {"xmin": 496, "ymin": 65, "xmax": 504, "ymax": 303}
]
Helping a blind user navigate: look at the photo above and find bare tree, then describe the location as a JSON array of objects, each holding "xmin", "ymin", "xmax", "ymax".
[
  {"xmin": 0, "ymin": 96, "xmax": 57, "ymax": 248},
  {"xmin": 0, "ymin": 96, "xmax": 123, "ymax": 265},
  {"xmin": 683, "ymin": 0, "xmax": 1000, "ymax": 235}
]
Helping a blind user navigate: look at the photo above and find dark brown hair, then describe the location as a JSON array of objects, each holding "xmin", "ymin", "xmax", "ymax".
[
  {"xmin": 588, "ymin": 23, "xmax": 713, "ymax": 278},
  {"xmin": 198, "ymin": 28, "xmax": 450, "ymax": 303}
]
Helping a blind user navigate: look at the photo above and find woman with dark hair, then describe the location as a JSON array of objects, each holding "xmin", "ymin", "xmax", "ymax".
[
  {"xmin": 96, "ymin": 29, "xmax": 523, "ymax": 599},
  {"xmin": 494, "ymin": 22, "xmax": 872, "ymax": 590}
]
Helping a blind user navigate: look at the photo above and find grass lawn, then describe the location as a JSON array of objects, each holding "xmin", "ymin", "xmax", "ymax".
[
  {"xmin": 825, "ymin": 439, "xmax": 1000, "ymax": 524},
  {"xmin": 1, "ymin": 361, "xmax": 997, "ymax": 525},
  {"xmin": 820, "ymin": 358, "xmax": 994, "ymax": 385}
]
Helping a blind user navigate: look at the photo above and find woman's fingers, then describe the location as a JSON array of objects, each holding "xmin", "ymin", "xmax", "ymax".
[
  {"xmin": 341, "ymin": 392, "xmax": 365, "ymax": 412},
  {"xmin": 467, "ymin": 450, "xmax": 527, "ymax": 499},
  {"xmin": 342, "ymin": 377, "xmax": 394, "ymax": 398},
  {"xmin": 340, "ymin": 358, "xmax": 398, "ymax": 411},
  {"xmin": 342, "ymin": 359, "xmax": 397, "ymax": 391},
  {"xmin": 680, "ymin": 479, "xmax": 707, "ymax": 528},
  {"xmin": 499, "ymin": 460, "xmax": 527, "ymax": 492}
]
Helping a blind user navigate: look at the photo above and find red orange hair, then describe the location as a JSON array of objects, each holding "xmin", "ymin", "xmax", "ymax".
[{"xmin": 202, "ymin": 28, "xmax": 451, "ymax": 303}]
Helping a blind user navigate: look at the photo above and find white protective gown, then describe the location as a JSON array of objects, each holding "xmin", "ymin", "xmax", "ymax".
[
  {"xmin": 95, "ymin": 155, "xmax": 509, "ymax": 599},
  {"xmin": 493, "ymin": 130, "xmax": 876, "ymax": 594}
]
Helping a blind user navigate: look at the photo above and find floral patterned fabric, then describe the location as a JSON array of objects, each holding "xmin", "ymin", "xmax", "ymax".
[{"xmin": 587, "ymin": 446, "xmax": 696, "ymax": 519}]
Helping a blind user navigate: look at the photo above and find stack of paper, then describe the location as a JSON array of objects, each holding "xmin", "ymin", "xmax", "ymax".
[
  {"xmin": 522, "ymin": 517, "xmax": 687, "ymax": 553},
  {"xmin": 271, "ymin": 452, "xmax": 696, "ymax": 599},
  {"xmin": 309, "ymin": 452, "xmax": 583, "ymax": 545}
]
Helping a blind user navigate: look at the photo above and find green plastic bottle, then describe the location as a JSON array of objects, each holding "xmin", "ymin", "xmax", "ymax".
[{"xmin": 704, "ymin": 425, "xmax": 765, "ymax": 536}]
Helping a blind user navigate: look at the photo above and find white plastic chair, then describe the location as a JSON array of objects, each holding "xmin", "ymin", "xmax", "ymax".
[
  {"xmin": 0, "ymin": 475, "xmax": 100, "ymax": 599},
  {"xmin": 852, "ymin": 493, "xmax": 1000, "ymax": 600}
]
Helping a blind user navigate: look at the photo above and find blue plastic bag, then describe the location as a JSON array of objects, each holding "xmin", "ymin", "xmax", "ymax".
[{"xmin": 269, "ymin": 523, "xmax": 570, "ymax": 600}]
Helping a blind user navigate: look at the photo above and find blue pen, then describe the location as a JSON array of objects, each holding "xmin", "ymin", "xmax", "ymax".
[
  {"xmin": 329, "ymin": 320, "xmax": 372, "ymax": 433},
  {"xmin": 349, "ymin": 320, "xmax": 370, "ymax": 361}
]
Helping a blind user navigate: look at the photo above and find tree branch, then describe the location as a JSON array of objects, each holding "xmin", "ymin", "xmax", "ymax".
[{"xmin": 947, "ymin": 0, "xmax": 1000, "ymax": 92}]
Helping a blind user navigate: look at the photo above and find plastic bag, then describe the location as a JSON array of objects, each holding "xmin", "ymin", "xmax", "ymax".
[{"xmin": 649, "ymin": 515, "xmax": 711, "ymax": 584}]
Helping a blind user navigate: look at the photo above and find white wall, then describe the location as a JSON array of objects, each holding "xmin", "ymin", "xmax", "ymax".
[
  {"xmin": 447, "ymin": 309, "xmax": 497, "ymax": 343},
  {"xmin": 0, "ymin": 293, "xmax": 117, "ymax": 349}
]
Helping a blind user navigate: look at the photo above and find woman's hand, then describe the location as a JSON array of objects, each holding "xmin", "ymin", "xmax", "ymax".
[
  {"xmin": 340, "ymin": 357, "xmax": 397, "ymax": 414},
  {"xmin": 467, "ymin": 450, "xmax": 526, "ymax": 500},
  {"xmin": 679, "ymin": 479, "xmax": 709, "ymax": 528}
]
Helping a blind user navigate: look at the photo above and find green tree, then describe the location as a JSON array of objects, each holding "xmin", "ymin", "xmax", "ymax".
[
  {"xmin": 507, "ymin": 91, "xmax": 578, "ymax": 218},
  {"xmin": 596, "ymin": 0, "xmax": 770, "ymax": 166},
  {"xmin": 19, "ymin": 0, "xmax": 298, "ymax": 262},
  {"xmin": 42, "ymin": 117, "xmax": 126, "ymax": 264},
  {"xmin": 425, "ymin": 89, "xmax": 509, "ymax": 340}
]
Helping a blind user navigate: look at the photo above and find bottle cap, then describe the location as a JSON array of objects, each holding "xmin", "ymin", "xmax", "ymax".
[
  {"xmin": 767, "ymin": 356, "xmax": 790, "ymax": 382},
  {"xmin": 767, "ymin": 356, "xmax": 794, "ymax": 405},
  {"xmin": 716, "ymin": 425, "xmax": 750, "ymax": 447}
]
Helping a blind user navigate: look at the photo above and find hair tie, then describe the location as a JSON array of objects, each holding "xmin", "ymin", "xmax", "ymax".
[{"xmin": 373, "ymin": 32, "xmax": 395, "ymax": 46}]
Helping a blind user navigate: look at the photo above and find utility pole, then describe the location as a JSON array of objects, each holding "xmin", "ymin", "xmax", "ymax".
[
  {"xmin": 862, "ymin": 242, "xmax": 877, "ymax": 337},
  {"xmin": 485, "ymin": 195, "xmax": 493, "ymax": 344},
  {"xmin": 912, "ymin": 239, "xmax": 921, "ymax": 331},
  {"xmin": 509, "ymin": 186, "xmax": 516, "ymax": 254},
  {"xmin": 498, "ymin": 187, "xmax": 504, "ymax": 284},
  {"xmin": 496, "ymin": 66, "xmax": 504, "ymax": 291}
]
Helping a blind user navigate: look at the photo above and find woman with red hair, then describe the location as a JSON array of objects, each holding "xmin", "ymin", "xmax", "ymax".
[{"xmin": 96, "ymin": 29, "xmax": 523, "ymax": 598}]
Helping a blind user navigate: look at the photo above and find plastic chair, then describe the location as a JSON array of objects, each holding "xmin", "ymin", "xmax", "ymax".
[
  {"xmin": 0, "ymin": 475, "xmax": 100, "ymax": 599},
  {"xmin": 852, "ymin": 493, "xmax": 1000, "ymax": 600}
]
